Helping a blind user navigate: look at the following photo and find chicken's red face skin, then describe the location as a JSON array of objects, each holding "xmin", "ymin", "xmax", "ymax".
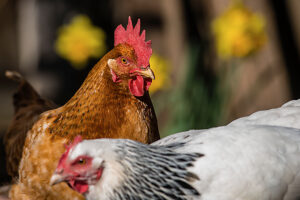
[
  {"xmin": 56, "ymin": 155, "xmax": 93, "ymax": 194},
  {"xmin": 66, "ymin": 161, "xmax": 103, "ymax": 195},
  {"xmin": 52, "ymin": 136, "xmax": 103, "ymax": 195},
  {"xmin": 108, "ymin": 54, "xmax": 153, "ymax": 97},
  {"xmin": 54, "ymin": 153, "xmax": 103, "ymax": 195},
  {"xmin": 108, "ymin": 16, "xmax": 154, "ymax": 97}
]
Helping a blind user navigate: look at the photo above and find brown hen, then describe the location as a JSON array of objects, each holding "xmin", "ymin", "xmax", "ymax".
[
  {"xmin": 4, "ymin": 71, "xmax": 56, "ymax": 179},
  {"xmin": 9, "ymin": 17, "xmax": 159, "ymax": 200}
]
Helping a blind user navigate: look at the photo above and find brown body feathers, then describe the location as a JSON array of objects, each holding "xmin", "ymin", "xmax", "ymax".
[
  {"xmin": 9, "ymin": 44, "xmax": 160, "ymax": 200},
  {"xmin": 4, "ymin": 71, "xmax": 56, "ymax": 179}
]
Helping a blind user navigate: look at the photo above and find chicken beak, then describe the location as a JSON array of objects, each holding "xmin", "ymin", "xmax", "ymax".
[
  {"xmin": 50, "ymin": 173, "xmax": 67, "ymax": 186},
  {"xmin": 137, "ymin": 67, "xmax": 155, "ymax": 80}
]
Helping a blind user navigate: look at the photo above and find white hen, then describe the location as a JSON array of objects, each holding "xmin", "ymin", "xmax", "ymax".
[
  {"xmin": 229, "ymin": 99, "xmax": 300, "ymax": 129},
  {"xmin": 51, "ymin": 99, "xmax": 300, "ymax": 200}
]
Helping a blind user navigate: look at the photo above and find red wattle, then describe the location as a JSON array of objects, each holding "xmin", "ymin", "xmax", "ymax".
[
  {"xmin": 75, "ymin": 181, "xmax": 89, "ymax": 194},
  {"xmin": 145, "ymin": 78, "xmax": 152, "ymax": 91},
  {"xmin": 128, "ymin": 75, "xmax": 145, "ymax": 97},
  {"xmin": 69, "ymin": 179, "xmax": 89, "ymax": 194}
]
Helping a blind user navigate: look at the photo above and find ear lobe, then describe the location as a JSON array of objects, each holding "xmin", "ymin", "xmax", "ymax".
[
  {"xmin": 107, "ymin": 59, "xmax": 117, "ymax": 73},
  {"xmin": 107, "ymin": 59, "xmax": 117, "ymax": 70},
  {"xmin": 108, "ymin": 59, "xmax": 122, "ymax": 83}
]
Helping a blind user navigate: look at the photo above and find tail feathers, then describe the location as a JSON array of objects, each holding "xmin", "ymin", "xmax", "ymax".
[
  {"xmin": 5, "ymin": 71, "xmax": 23, "ymax": 82},
  {"xmin": 4, "ymin": 71, "xmax": 56, "ymax": 178},
  {"xmin": 5, "ymin": 70, "xmax": 41, "ymax": 113}
]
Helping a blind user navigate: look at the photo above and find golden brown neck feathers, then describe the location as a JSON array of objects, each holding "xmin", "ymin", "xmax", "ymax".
[{"xmin": 48, "ymin": 44, "xmax": 159, "ymax": 143}]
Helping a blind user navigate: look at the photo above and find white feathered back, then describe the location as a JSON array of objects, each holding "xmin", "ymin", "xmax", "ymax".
[{"xmin": 229, "ymin": 99, "xmax": 300, "ymax": 129}]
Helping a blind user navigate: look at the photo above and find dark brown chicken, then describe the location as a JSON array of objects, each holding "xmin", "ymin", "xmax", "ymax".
[
  {"xmin": 9, "ymin": 17, "xmax": 159, "ymax": 200},
  {"xmin": 4, "ymin": 71, "xmax": 56, "ymax": 179}
]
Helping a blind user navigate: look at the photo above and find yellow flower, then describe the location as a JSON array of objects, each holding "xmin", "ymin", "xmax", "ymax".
[
  {"xmin": 149, "ymin": 53, "xmax": 170, "ymax": 94},
  {"xmin": 55, "ymin": 15, "xmax": 107, "ymax": 69},
  {"xmin": 212, "ymin": 1, "xmax": 266, "ymax": 59}
]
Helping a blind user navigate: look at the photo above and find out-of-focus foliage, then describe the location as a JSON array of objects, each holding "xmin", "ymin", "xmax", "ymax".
[
  {"xmin": 55, "ymin": 15, "xmax": 107, "ymax": 69},
  {"xmin": 149, "ymin": 53, "xmax": 170, "ymax": 95},
  {"xmin": 162, "ymin": 45, "xmax": 224, "ymax": 137},
  {"xmin": 212, "ymin": 0, "xmax": 266, "ymax": 59}
]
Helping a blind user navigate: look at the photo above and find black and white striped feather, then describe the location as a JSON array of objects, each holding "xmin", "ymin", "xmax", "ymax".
[{"xmin": 109, "ymin": 141, "xmax": 202, "ymax": 200}]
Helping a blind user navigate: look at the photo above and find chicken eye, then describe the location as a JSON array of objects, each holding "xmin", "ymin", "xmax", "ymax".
[
  {"xmin": 121, "ymin": 58, "xmax": 128, "ymax": 65},
  {"xmin": 77, "ymin": 158, "xmax": 86, "ymax": 165}
]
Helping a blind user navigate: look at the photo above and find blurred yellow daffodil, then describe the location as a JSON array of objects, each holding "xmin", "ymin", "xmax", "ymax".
[
  {"xmin": 55, "ymin": 15, "xmax": 107, "ymax": 69},
  {"xmin": 212, "ymin": 1, "xmax": 266, "ymax": 59},
  {"xmin": 149, "ymin": 53, "xmax": 170, "ymax": 94}
]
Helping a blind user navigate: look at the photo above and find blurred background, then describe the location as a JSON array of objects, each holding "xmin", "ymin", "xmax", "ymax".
[{"xmin": 1, "ymin": 0, "xmax": 300, "ymax": 182}]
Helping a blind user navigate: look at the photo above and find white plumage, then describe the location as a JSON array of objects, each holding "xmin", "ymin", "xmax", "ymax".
[
  {"xmin": 229, "ymin": 99, "xmax": 300, "ymax": 129},
  {"xmin": 159, "ymin": 126, "xmax": 300, "ymax": 200},
  {"xmin": 51, "ymin": 99, "xmax": 300, "ymax": 200}
]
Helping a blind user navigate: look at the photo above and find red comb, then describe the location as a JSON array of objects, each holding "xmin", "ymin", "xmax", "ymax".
[
  {"xmin": 57, "ymin": 136, "xmax": 83, "ymax": 168},
  {"xmin": 64, "ymin": 136, "xmax": 83, "ymax": 151},
  {"xmin": 114, "ymin": 16, "xmax": 152, "ymax": 67}
]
